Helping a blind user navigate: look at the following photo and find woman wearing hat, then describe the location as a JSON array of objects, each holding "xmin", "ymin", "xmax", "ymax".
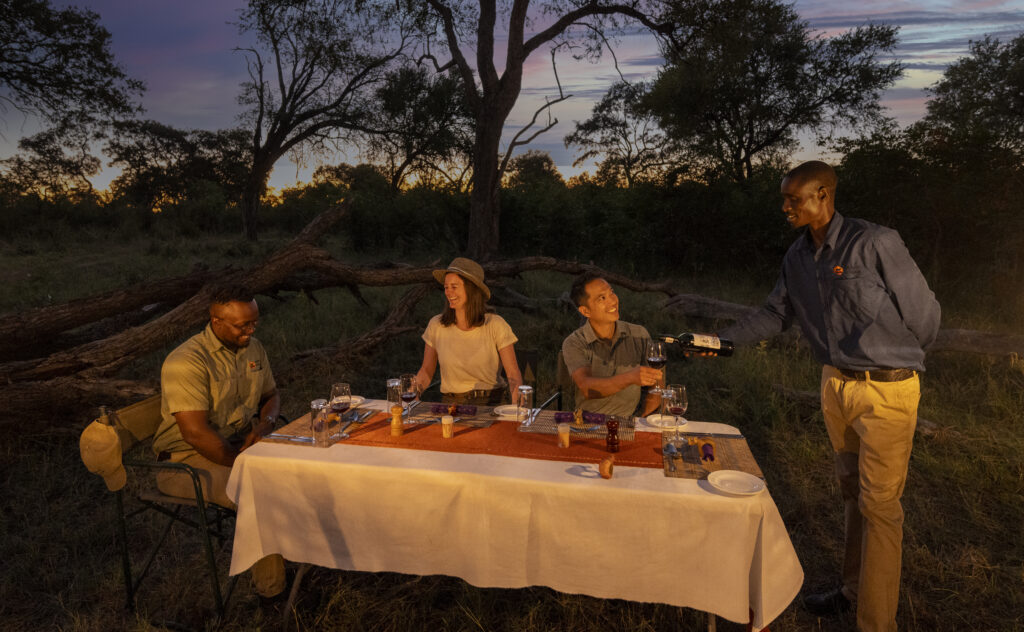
[{"xmin": 414, "ymin": 257, "xmax": 523, "ymax": 405}]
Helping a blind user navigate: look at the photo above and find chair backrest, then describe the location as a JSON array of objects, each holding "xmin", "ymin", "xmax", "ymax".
[
  {"xmin": 555, "ymin": 351, "xmax": 577, "ymax": 412},
  {"xmin": 514, "ymin": 348, "xmax": 539, "ymax": 387},
  {"xmin": 110, "ymin": 394, "xmax": 163, "ymax": 452}
]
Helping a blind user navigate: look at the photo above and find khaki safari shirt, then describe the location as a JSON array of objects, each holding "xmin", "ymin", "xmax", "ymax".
[
  {"xmin": 152, "ymin": 323, "xmax": 276, "ymax": 455},
  {"xmin": 561, "ymin": 320, "xmax": 650, "ymax": 418}
]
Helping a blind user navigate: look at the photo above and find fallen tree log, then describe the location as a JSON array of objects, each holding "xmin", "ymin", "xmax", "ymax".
[{"xmin": 0, "ymin": 265, "xmax": 224, "ymax": 356}]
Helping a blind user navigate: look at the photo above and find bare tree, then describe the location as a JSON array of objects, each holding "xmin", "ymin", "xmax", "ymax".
[
  {"xmin": 234, "ymin": 0, "xmax": 412, "ymax": 240},
  {"xmin": 409, "ymin": 0, "xmax": 677, "ymax": 259}
]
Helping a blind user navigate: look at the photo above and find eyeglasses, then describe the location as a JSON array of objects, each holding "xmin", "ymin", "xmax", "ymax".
[{"xmin": 213, "ymin": 317, "xmax": 258, "ymax": 333}]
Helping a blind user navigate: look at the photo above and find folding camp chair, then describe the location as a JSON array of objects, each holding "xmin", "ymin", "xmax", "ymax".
[{"xmin": 80, "ymin": 395, "xmax": 238, "ymax": 623}]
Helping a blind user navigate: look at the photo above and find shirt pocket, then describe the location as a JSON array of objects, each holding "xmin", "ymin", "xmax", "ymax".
[{"xmin": 828, "ymin": 264, "xmax": 885, "ymax": 324}]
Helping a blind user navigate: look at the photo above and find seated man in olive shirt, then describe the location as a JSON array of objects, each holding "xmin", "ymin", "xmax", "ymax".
[
  {"xmin": 561, "ymin": 273, "xmax": 662, "ymax": 418},
  {"xmin": 152, "ymin": 284, "xmax": 285, "ymax": 601}
]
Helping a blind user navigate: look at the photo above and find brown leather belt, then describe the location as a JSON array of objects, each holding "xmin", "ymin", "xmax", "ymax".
[
  {"xmin": 443, "ymin": 387, "xmax": 505, "ymax": 402},
  {"xmin": 838, "ymin": 368, "xmax": 915, "ymax": 382}
]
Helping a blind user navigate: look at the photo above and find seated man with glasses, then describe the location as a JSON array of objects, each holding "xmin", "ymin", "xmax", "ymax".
[{"xmin": 151, "ymin": 284, "xmax": 286, "ymax": 602}]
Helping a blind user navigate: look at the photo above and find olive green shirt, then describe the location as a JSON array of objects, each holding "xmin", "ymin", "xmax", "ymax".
[
  {"xmin": 152, "ymin": 323, "xmax": 276, "ymax": 455},
  {"xmin": 561, "ymin": 320, "xmax": 650, "ymax": 418}
]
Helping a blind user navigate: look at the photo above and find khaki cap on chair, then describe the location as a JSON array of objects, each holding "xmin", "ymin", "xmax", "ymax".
[
  {"xmin": 433, "ymin": 257, "xmax": 491, "ymax": 299},
  {"xmin": 80, "ymin": 420, "xmax": 126, "ymax": 491}
]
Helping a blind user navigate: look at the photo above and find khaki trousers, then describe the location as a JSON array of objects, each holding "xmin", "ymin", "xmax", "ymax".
[
  {"xmin": 157, "ymin": 451, "xmax": 286, "ymax": 598},
  {"xmin": 820, "ymin": 365, "xmax": 919, "ymax": 632}
]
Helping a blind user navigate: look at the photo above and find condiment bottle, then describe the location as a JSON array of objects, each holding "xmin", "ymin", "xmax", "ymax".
[{"xmin": 605, "ymin": 415, "xmax": 620, "ymax": 453}]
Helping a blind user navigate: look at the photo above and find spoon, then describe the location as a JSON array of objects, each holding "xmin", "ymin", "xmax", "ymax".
[{"xmin": 663, "ymin": 443, "xmax": 677, "ymax": 472}]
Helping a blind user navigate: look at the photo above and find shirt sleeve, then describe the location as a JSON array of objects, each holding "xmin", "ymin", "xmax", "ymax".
[
  {"xmin": 421, "ymin": 315, "xmax": 439, "ymax": 349},
  {"xmin": 874, "ymin": 230, "xmax": 941, "ymax": 349},
  {"xmin": 489, "ymin": 315, "xmax": 519, "ymax": 350},
  {"xmin": 719, "ymin": 272, "xmax": 794, "ymax": 346},
  {"xmin": 161, "ymin": 350, "xmax": 211, "ymax": 414},
  {"xmin": 561, "ymin": 331, "xmax": 589, "ymax": 374}
]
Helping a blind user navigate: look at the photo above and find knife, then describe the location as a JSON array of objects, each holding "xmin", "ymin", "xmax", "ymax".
[
  {"xmin": 677, "ymin": 431, "xmax": 745, "ymax": 439},
  {"xmin": 266, "ymin": 433, "xmax": 314, "ymax": 443}
]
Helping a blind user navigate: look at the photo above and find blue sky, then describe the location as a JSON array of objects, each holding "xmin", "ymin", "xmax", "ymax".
[{"xmin": 2, "ymin": 1, "xmax": 1022, "ymax": 190}]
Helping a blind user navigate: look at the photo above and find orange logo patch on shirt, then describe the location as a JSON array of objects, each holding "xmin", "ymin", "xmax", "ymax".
[
  {"xmin": 249, "ymin": 360, "xmax": 262, "ymax": 371},
  {"xmin": 833, "ymin": 265, "xmax": 844, "ymax": 277}
]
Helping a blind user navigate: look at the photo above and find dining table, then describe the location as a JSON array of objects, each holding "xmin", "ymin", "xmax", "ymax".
[{"xmin": 225, "ymin": 399, "xmax": 803, "ymax": 630}]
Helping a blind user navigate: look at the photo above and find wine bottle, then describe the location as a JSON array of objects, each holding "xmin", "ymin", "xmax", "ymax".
[{"xmin": 657, "ymin": 333, "xmax": 735, "ymax": 357}]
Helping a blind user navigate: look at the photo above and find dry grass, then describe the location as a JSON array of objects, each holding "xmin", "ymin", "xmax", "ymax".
[{"xmin": 1, "ymin": 236, "xmax": 1022, "ymax": 631}]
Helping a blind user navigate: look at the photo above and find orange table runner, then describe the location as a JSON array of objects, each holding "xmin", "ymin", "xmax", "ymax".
[{"xmin": 277, "ymin": 410, "xmax": 664, "ymax": 469}]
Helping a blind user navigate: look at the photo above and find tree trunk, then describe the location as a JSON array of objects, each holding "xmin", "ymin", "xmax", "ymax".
[
  {"xmin": 241, "ymin": 154, "xmax": 276, "ymax": 241},
  {"xmin": 467, "ymin": 116, "xmax": 504, "ymax": 260}
]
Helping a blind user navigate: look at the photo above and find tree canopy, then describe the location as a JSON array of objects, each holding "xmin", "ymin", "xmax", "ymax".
[
  {"xmin": 0, "ymin": 0, "xmax": 142, "ymax": 126},
  {"xmin": 565, "ymin": 81, "xmax": 681, "ymax": 187},
  {"xmin": 643, "ymin": 0, "xmax": 902, "ymax": 182}
]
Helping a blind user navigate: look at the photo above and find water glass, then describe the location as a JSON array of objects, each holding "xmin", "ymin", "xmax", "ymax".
[
  {"xmin": 310, "ymin": 398, "xmax": 329, "ymax": 447},
  {"xmin": 515, "ymin": 385, "xmax": 534, "ymax": 426}
]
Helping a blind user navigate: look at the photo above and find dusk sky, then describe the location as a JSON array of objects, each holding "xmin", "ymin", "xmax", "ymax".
[{"xmin": 3, "ymin": 1, "xmax": 1022, "ymax": 190}]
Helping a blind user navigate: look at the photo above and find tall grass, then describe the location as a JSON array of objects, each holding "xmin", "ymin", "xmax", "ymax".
[{"xmin": 0, "ymin": 234, "xmax": 1021, "ymax": 631}]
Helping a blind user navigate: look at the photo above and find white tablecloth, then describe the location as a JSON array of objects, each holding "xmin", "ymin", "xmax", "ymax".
[{"xmin": 226, "ymin": 403, "xmax": 803, "ymax": 629}]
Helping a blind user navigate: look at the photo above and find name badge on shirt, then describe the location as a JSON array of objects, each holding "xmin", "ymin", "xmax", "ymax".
[
  {"xmin": 249, "ymin": 360, "xmax": 263, "ymax": 371},
  {"xmin": 832, "ymin": 265, "xmax": 844, "ymax": 277}
]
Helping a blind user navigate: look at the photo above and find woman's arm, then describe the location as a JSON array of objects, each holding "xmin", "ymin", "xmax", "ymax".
[
  {"xmin": 415, "ymin": 343, "xmax": 438, "ymax": 393},
  {"xmin": 498, "ymin": 344, "xmax": 522, "ymax": 395}
]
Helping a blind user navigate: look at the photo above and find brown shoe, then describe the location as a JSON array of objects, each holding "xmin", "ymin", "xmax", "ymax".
[{"xmin": 803, "ymin": 587, "xmax": 852, "ymax": 616}]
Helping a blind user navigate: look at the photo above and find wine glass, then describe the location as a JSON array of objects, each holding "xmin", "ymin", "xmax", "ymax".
[
  {"xmin": 665, "ymin": 384, "xmax": 688, "ymax": 442},
  {"xmin": 329, "ymin": 382, "xmax": 352, "ymax": 416},
  {"xmin": 329, "ymin": 382, "xmax": 352, "ymax": 438},
  {"xmin": 399, "ymin": 374, "xmax": 419, "ymax": 415},
  {"xmin": 645, "ymin": 339, "xmax": 667, "ymax": 395}
]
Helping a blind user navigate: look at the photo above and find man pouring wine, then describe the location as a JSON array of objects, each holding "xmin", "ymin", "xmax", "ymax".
[{"xmin": 710, "ymin": 161, "xmax": 940, "ymax": 632}]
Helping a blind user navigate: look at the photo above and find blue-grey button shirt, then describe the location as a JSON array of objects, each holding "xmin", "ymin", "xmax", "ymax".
[{"xmin": 720, "ymin": 212, "xmax": 941, "ymax": 371}]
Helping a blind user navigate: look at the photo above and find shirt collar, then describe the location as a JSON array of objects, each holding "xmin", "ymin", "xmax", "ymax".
[
  {"xmin": 200, "ymin": 322, "xmax": 232, "ymax": 354},
  {"xmin": 800, "ymin": 210, "xmax": 845, "ymax": 252},
  {"xmin": 582, "ymin": 320, "xmax": 625, "ymax": 344}
]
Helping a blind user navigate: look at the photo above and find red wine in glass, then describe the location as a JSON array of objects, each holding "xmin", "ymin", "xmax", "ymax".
[
  {"xmin": 330, "ymin": 400, "xmax": 350, "ymax": 414},
  {"xmin": 400, "ymin": 392, "xmax": 417, "ymax": 404},
  {"xmin": 647, "ymin": 356, "xmax": 667, "ymax": 370}
]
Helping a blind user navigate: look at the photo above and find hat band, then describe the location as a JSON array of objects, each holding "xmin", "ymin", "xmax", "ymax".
[{"xmin": 447, "ymin": 266, "xmax": 482, "ymax": 283}]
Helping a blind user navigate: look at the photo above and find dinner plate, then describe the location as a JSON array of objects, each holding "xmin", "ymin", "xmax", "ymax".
[
  {"xmin": 329, "ymin": 395, "xmax": 364, "ymax": 410},
  {"xmin": 493, "ymin": 405, "xmax": 528, "ymax": 419},
  {"xmin": 646, "ymin": 414, "xmax": 687, "ymax": 429},
  {"xmin": 707, "ymin": 470, "xmax": 765, "ymax": 496}
]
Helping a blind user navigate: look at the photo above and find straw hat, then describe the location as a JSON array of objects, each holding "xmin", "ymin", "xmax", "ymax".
[
  {"xmin": 433, "ymin": 257, "xmax": 490, "ymax": 299},
  {"xmin": 80, "ymin": 419, "xmax": 126, "ymax": 491}
]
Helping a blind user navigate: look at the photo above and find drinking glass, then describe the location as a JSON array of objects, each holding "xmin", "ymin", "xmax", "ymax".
[
  {"xmin": 386, "ymin": 378, "xmax": 401, "ymax": 410},
  {"xmin": 310, "ymin": 399, "xmax": 329, "ymax": 447},
  {"xmin": 645, "ymin": 339, "xmax": 667, "ymax": 395},
  {"xmin": 515, "ymin": 385, "xmax": 534, "ymax": 426},
  {"xmin": 399, "ymin": 374, "xmax": 419, "ymax": 414},
  {"xmin": 665, "ymin": 384, "xmax": 688, "ymax": 442},
  {"xmin": 329, "ymin": 383, "xmax": 352, "ymax": 419}
]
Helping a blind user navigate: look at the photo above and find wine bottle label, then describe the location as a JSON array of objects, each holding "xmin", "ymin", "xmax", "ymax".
[{"xmin": 692, "ymin": 334, "xmax": 721, "ymax": 350}]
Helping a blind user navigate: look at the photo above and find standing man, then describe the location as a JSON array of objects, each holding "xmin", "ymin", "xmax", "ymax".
[
  {"xmin": 719, "ymin": 161, "xmax": 940, "ymax": 631},
  {"xmin": 152, "ymin": 284, "xmax": 286, "ymax": 602},
  {"xmin": 562, "ymin": 273, "xmax": 663, "ymax": 418}
]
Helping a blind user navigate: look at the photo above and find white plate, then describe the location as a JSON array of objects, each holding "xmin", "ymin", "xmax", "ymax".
[
  {"xmin": 646, "ymin": 414, "xmax": 687, "ymax": 429},
  {"xmin": 493, "ymin": 405, "xmax": 528, "ymax": 419},
  {"xmin": 328, "ymin": 395, "xmax": 364, "ymax": 410},
  {"xmin": 707, "ymin": 470, "xmax": 765, "ymax": 496}
]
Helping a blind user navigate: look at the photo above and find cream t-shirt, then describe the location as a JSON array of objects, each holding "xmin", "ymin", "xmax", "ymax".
[{"xmin": 422, "ymin": 313, "xmax": 518, "ymax": 393}]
